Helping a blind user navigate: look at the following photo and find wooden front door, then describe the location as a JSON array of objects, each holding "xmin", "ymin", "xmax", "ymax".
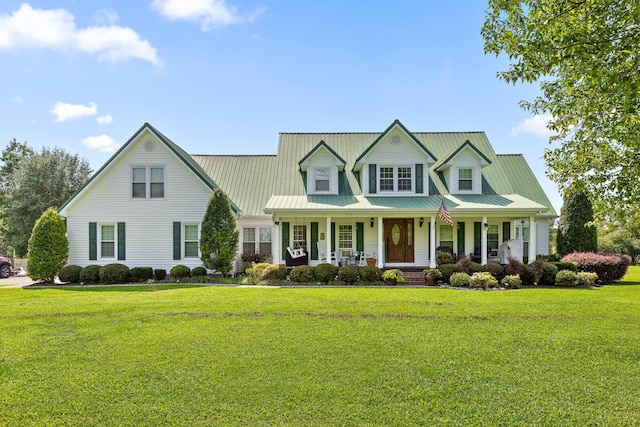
[{"xmin": 384, "ymin": 218, "xmax": 414, "ymax": 263}]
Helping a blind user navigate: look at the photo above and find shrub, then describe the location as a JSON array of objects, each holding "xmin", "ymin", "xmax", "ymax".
[
  {"xmin": 577, "ymin": 271, "xmax": 599, "ymax": 287},
  {"xmin": 338, "ymin": 265, "xmax": 359, "ymax": 285},
  {"xmin": 470, "ymin": 271, "xmax": 499, "ymax": 289},
  {"xmin": 240, "ymin": 253, "xmax": 269, "ymax": 264},
  {"xmin": 562, "ymin": 252, "xmax": 632, "ymax": 284},
  {"xmin": 79, "ymin": 265, "xmax": 101, "ymax": 284},
  {"xmin": 528, "ymin": 260, "xmax": 558, "ymax": 286},
  {"xmin": 555, "ymin": 270, "xmax": 579, "ymax": 287},
  {"xmin": 129, "ymin": 267, "xmax": 153, "ymax": 282},
  {"xmin": 436, "ymin": 250, "xmax": 454, "ymax": 265},
  {"xmin": 315, "ymin": 263, "xmax": 338, "ymax": 285},
  {"xmin": 483, "ymin": 262, "xmax": 505, "ymax": 282},
  {"xmin": 438, "ymin": 264, "xmax": 461, "ymax": 283},
  {"xmin": 359, "ymin": 266, "xmax": 382, "ymax": 283},
  {"xmin": 154, "ymin": 269, "xmax": 166, "ymax": 280},
  {"xmin": 261, "ymin": 264, "xmax": 287, "ymax": 281},
  {"xmin": 170, "ymin": 265, "xmax": 191, "ymax": 279},
  {"xmin": 450, "ymin": 272, "xmax": 471, "ymax": 287},
  {"xmin": 191, "ymin": 266, "xmax": 207, "ymax": 277},
  {"xmin": 505, "ymin": 257, "xmax": 526, "ymax": 277},
  {"xmin": 457, "ymin": 257, "xmax": 483, "ymax": 275},
  {"xmin": 551, "ymin": 261, "xmax": 578, "ymax": 272},
  {"xmin": 58, "ymin": 265, "xmax": 82, "ymax": 284},
  {"xmin": 501, "ymin": 274, "xmax": 522, "ymax": 289},
  {"xmin": 290, "ymin": 265, "xmax": 314, "ymax": 284},
  {"xmin": 99, "ymin": 263, "xmax": 130, "ymax": 284},
  {"xmin": 382, "ymin": 269, "xmax": 404, "ymax": 283},
  {"xmin": 26, "ymin": 207, "xmax": 68, "ymax": 283}
]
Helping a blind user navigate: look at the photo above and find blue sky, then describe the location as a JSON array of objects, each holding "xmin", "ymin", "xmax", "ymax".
[{"xmin": 0, "ymin": 1, "xmax": 561, "ymax": 212}]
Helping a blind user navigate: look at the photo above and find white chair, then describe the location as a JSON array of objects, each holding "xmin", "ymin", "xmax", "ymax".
[{"xmin": 317, "ymin": 241, "xmax": 337, "ymax": 265}]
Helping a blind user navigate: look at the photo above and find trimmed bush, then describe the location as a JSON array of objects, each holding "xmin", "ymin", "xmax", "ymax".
[
  {"xmin": 58, "ymin": 265, "xmax": 82, "ymax": 284},
  {"xmin": 562, "ymin": 252, "xmax": 631, "ymax": 284},
  {"xmin": 170, "ymin": 265, "xmax": 191, "ymax": 279},
  {"xmin": 457, "ymin": 257, "xmax": 483, "ymax": 275},
  {"xmin": 99, "ymin": 263, "xmax": 130, "ymax": 284},
  {"xmin": 191, "ymin": 266, "xmax": 207, "ymax": 277},
  {"xmin": 129, "ymin": 267, "xmax": 153, "ymax": 282},
  {"xmin": 436, "ymin": 250, "xmax": 455, "ymax": 265},
  {"xmin": 438, "ymin": 264, "xmax": 460, "ymax": 283},
  {"xmin": 79, "ymin": 265, "xmax": 101, "ymax": 284},
  {"xmin": 314, "ymin": 263, "xmax": 338, "ymax": 285},
  {"xmin": 470, "ymin": 271, "xmax": 498, "ymax": 289},
  {"xmin": 505, "ymin": 257, "xmax": 527, "ymax": 277},
  {"xmin": 527, "ymin": 260, "xmax": 558, "ymax": 286},
  {"xmin": 555, "ymin": 270, "xmax": 579, "ymax": 287},
  {"xmin": 551, "ymin": 261, "xmax": 578, "ymax": 272},
  {"xmin": 240, "ymin": 253, "xmax": 269, "ymax": 264},
  {"xmin": 483, "ymin": 262, "xmax": 505, "ymax": 282},
  {"xmin": 154, "ymin": 269, "xmax": 166, "ymax": 280},
  {"xmin": 261, "ymin": 264, "xmax": 287, "ymax": 281},
  {"xmin": 338, "ymin": 265, "xmax": 359, "ymax": 285},
  {"xmin": 577, "ymin": 271, "xmax": 599, "ymax": 287},
  {"xmin": 450, "ymin": 272, "xmax": 471, "ymax": 287},
  {"xmin": 359, "ymin": 266, "xmax": 382, "ymax": 283},
  {"xmin": 290, "ymin": 265, "xmax": 314, "ymax": 284},
  {"xmin": 501, "ymin": 274, "xmax": 522, "ymax": 289},
  {"xmin": 26, "ymin": 207, "xmax": 68, "ymax": 283}
]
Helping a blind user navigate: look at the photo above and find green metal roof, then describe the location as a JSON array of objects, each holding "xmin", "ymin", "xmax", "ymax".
[
  {"xmin": 298, "ymin": 140, "xmax": 347, "ymax": 171},
  {"xmin": 433, "ymin": 140, "xmax": 492, "ymax": 171}
]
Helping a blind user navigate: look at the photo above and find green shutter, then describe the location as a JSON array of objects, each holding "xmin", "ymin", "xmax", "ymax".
[
  {"xmin": 415, "ymin": 164, "xmax": 423, "ymax": 194},
  {"xmin": 117, "ymin": 222, "xmax": 126, "ymax": 260},
  {"xmin": 356, "ymin": 222, "xmax": 364, "ymax": 252},
  {"xmin": 474, "ymin": 222, "xmax": 481, "ymax": 255},
  {"xmin": 331, "ymin": 222, "xmax": 336, "ymax": 252},
  {"xmin": 369, "ymin": 164, "xmax": 377, "ymax": 194},
  {"xmin": 311, "ymin": 222, "xmax": 319, "ymax": 260},
  {"xmin": 281, "ymin": 222, "xmax": 290, "ymax": 260},
  {"xmin": 173, "ymin": 222, "xmax": 181, "ymax": 260},
  {"xmin": 89, "ymin": 222, "xmax": 97, "ymax": 261},
  {"xmin": 457, "ymin": 222, "xmax": 465, "ymax": 256},
  {"xmin": 502, "ymin": 222, "xmax": 511, "ymax": 242}
]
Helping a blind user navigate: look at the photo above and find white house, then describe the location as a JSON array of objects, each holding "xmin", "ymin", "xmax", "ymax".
[{"xmin": 59, "ymin": 120, "xmax": 556, "ymax": 273}]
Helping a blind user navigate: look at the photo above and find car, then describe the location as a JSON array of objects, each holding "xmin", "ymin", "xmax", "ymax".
[{"xmin": 0, "ymin": 256, "xmax": 13, "ymax": 278}]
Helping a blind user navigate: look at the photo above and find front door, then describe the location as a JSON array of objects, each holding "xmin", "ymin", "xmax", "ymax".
[{"xmin": 384, "ymin": 218, "xmax": 414, "ymax": 263}]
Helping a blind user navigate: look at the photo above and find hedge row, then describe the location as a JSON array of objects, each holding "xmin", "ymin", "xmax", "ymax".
[
  {"xmin": 57, "ymin": 263, "xmax": 210, "ymax": 284},
  {"xmin": 242, "ymin": 263, "xmax": 384, "ymax": 285}
]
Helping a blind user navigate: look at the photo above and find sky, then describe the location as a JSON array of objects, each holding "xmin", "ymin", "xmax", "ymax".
[{"xmin": 0, "ymin": 1, "xmax": 562, "ymax": 213}]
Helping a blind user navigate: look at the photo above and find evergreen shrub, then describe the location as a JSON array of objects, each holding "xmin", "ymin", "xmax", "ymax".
[
  {"xmin": 154, "ymin": 269, "xmax": 166, "ymax": 280},
  {"xmin": 129, "ymin": 267, "xmax": 153, "ymax": 282},
  {"xmin": 290, "ymin": 265, "xmax": 314, "ymax": 284},
  {"xmin": 439, "ymin": 264, "xmax": 461, "ymax": 283},
  {"xmin": 170, "ymin": 265, "xmax": 191, "ymax": 279},
  {"xmin": 338, "ymin": 265, "xmax": 359, "ymax": 285},
  {"xmin": 191, "ymin": 266, "xmax": 207, "ymax": 277},
  {"xmin": 359, "ymin": 265, "xmax": 382, "ymax": 283},
  {"xmin": 314, "ymin": 263, "xmax": 337, "ymax": 285},
  {"xmin": 79, "ymin": 265, "xmax": 101, "ymax": 284},
  {"xmin": 58, "ymin": 265, "xmax": 82, "ymax": 284},
  {"xmin": 450, "ymin": 272, "xmax": 471, "ymax": 287},
  {"xmin": 99, "ymin": 263, "xmax": 130, "ymax": 284},
  {"xmin": 555, "ymin": 270, "xmax": 579, "ymax": 287},
  {"xmin": 261, "ymin": 264, "xmax": 287, "ymax": 281}
]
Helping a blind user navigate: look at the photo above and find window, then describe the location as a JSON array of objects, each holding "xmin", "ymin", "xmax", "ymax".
[
  {"xmin": 487, "ymin": 224, "xmax": 498, "ymax": 256},
  {"xmin": 184, "ymin": 224, "xmax": 199, "ymax": 257},
  {"xmin": 459, "ymin": 168, "xmax": 473, "ymax": 191},
  {"xmin": 379, "ymin": 166, "xmax": 412, "ymax": 192},
  {"xmin": 315, "ymin": 169, "xmax": 329, "ymax": 192},
  {"xmin": 101, "ymin": 225, "xmax": 115, "ymax": 258},
  {"xmin": 243, "ymin": 228, "xmax": 256, "ymax": 254},
  {"xmin": 259, "ymin": 228, "xmax": 272, "ymax": 255},
  {"xmin": 338, "ymin": 225, "xmax": 353, "ymax": 249},
  {"xmin": 293, "ymin": 225, "xmax": 306, "ymax": 250},
  {"xmin": 132, "ymin": 166, "xmax": 164, "ymax": 198},
  {"xmin": 439, "ymin": 224, "xmax": 453, "ymax": 251}
]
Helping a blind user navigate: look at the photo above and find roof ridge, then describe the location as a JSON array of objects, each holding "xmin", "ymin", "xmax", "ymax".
[{"xmin": 279, "ymin": 131, "xmax": 486, "ymax": 135}]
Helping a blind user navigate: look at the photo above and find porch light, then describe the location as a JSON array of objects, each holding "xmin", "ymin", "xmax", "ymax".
[
  {"xmin": 419, "ymin": 217, "xmax": 424, "ymax": 228},
  {"xmin": 484, "ymin": 222, "xmax": 488, "ymax": 229},
  {"xmin": 370, "ymin": 217, "xmax": 374, "ymax": 228}
]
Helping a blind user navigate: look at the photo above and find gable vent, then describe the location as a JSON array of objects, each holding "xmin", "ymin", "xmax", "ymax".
[
  {"xmin": 391, "ymin": 135, "xmax": 400, "ymax": 145},
  {"xmin": 144, "ymin": 140, "xmax": 156, "ymax": 152}
]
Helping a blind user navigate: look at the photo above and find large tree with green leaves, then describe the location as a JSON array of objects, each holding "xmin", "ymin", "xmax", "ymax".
[
  {"xmin": 482, "ymin": 1, "xmax": 640, "ymax": 223},
  {"xmin": 27, "ymin": 207, "xmax": 68, "ymax": 283},
  {"xmin": 200, "ymin": 188, "xmax": 239, "ymax": 276},
  {"xmin": 557, "ymin": 191, "xmax": 598, "ymax": 255},
  {"xmin": 0, "ymin": 145, "xmax": 91, "ymax": 255}
]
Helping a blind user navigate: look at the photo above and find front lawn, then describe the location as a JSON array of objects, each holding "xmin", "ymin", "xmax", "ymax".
[{"xmin": 1, "ymin": 268, "xmax": 639, "ymax": 425}]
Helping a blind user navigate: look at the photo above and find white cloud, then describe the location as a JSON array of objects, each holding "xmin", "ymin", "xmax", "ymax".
[
  {"xmin": 151, "ymin": 0, "xmax": 264, "ymax": 29},
  {"xmin": 510, "ymin": 113, "xmax": 555, "ymax": 138},
  {"xmin": 12, "ymin": 95, "xmax": 24, "ymax": 103},
  {"xmin": 82, "ymin": 135, "xmax": 120, "ymax": 153},
  {"xmin": 0, "ymin": 4, "xmax": 160, "ymax": 65},
  {"xmin": 50, "ymin": 101, "xmax": 97, "ymax": 122},
  {"xmin": 97, "ymin": 114, "xmax": 113, "ymax": 124}
]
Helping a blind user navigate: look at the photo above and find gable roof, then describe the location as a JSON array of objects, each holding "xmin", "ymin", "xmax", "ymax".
[
  {"xmin": 298, "ymin": 140, "xmax": 347, "ymax": 171},
  {"xmin": 434, "ymin": 140, "xmax": 492, "ymax": 171},
  {"xmin": 59, "ymin": 122, "xmax": 239, "ymax": 214}
]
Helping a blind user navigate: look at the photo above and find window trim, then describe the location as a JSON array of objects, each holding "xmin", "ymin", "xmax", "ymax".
[
  {"xmin": 378, "ymin": 165, "xmax": 414, "ymax": 193},
  {"xmin": 183, "ymin": 223, "xmax": 200, "ymax": 258},
  {"xmin": 457, "ymin": 167, "xmax": 474, "ymax": 192},
  {"xmin": 292, "ymin": 224, "xmax": 307, "ymax": 250},
  {"xmin": 314, "ymin": 168, "xmax": 330, "ymax": 193},
  {"xmin": 131, "ymin": 165, "xmax": 166, "ymax": 199},
  {"xmin": 100, "ymin": 223, "xmax": 116, "ymax": 259}
]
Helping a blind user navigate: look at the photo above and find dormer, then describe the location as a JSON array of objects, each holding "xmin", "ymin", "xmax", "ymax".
[
  {"xmin": 434, "ymin": 140, "xmax": 491, "ymax": 195},
  {"xmin": 353, "ymin": 120, "xmax": 437, "ymax": 196},
  {"xmin": 298, "ymin": 141, "xmax": 346, "ymax": 195}
]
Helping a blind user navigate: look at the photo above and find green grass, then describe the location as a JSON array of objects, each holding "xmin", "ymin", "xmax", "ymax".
[{"xmin": 1, "ymin": 269, "xmax": 640, "ymax": 426}]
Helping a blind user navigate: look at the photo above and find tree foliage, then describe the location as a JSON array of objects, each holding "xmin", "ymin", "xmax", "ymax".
[
  {"xmin": 0, "ymin": 144, "xmax": 91, "ymax": 255},
  {"xmin": 200, "ymin": 188, "xmax": 238, "ymax": 276},
  {"xmin": 557, "ymin": 191, "xmax": 597, "ymax": 255},
  {"xmin": 26, "ymin": 207, "xmax": 68, "ymax": 283},
  {"xmin": 482, "ymin": 1, "xmax": 640, "ymax": 222}
]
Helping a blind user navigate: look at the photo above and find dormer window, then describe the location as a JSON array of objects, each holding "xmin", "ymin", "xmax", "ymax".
[
  {"xmin": 379, "ymin": 165, "xmax": 413, "ymax": 193},
  {"xmin": 315, "ymin": 169, "xmax": 330, "ymax": 192},
  {"xmin": 458, "ymin": 168, "xmax": 473, "ymax": 191}
]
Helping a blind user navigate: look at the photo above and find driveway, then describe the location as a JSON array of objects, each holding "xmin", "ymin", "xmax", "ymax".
[{"xmin": 0, "ymin": 275, "xmax": 38, "ymax": 288}]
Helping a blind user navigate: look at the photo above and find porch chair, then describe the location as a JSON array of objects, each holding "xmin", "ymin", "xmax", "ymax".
[{"xmin": 316, "ymin": 242, "xmax": 337, "ymax": 266}]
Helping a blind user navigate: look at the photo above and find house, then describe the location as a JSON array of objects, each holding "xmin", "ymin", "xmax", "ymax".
[{"xmin": 59, "ymin": 120, "xmax": 556, "ymax": 273}]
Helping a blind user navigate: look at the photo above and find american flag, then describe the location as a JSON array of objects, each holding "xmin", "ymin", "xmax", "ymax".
[{"xmin": 437, "ymin": 199, "xmax": 453, "ymax": 226}]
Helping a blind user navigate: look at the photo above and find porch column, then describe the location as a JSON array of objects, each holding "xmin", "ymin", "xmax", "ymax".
[
  {"xmin": 481, "ymin": 216, "xmax": 488, "ymax": 265},
  {"xmin": 377, "ymin": 217, "xmax": 383, "ymax": 268},
  {"xmin": 429, "ymin": 216, "xmax": 436, "ymax": 268},
  {"xmin": 273, "ymin": 220, "xmax": 280, "ymax": 264},
  {"xmin": 529, "ymin": 216, "xmax": 537, "ymax": 262},
  {"xmin": 326, "ymin": 216, "xmax": 332, "ymax": 265}
]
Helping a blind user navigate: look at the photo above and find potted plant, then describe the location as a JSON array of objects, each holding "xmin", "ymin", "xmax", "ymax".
[
  {"xmin": 423, "ymin": 268, "xmax": 442, "ymax": 286},
  {"xmin": 382, "ymin": 269, "xmax": 404, "ymax": 285}
]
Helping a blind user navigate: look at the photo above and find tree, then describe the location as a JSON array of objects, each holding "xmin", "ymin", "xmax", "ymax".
[
  {"xmin": 27, "ymin": 207, "xmax": 68, "ymax": 283},
  {"xmin": 482, "ymin": 1, "xmax": 640, "ymax": 223},
  {"xmin": 200, "ymin": 188, "xmax": 239, "ymax": 276},
  {"xmin": 0, "ymin": 146, "xmax": 92, "ymax": 255},
  {"xmin": 557, "ymin": 191, "xmax": 598, "ymax": 255}
]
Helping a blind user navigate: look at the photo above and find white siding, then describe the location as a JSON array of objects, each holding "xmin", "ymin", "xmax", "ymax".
[
  {"xmin": 306, "ymin": 149, "xmax": 339, "ymax": 195},
  {"xmin": 536, "ymin": 219, "xmax": 550, "ymax": 255},
  {"xmin": 446, "ymin": 148, "xmax": 483, "ymax": 195}
]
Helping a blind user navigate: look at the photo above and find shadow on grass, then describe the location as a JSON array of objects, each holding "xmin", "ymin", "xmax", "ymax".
[{"xmin": 24, "ymin": 284, "xmax": 209, "ymax": 292}]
